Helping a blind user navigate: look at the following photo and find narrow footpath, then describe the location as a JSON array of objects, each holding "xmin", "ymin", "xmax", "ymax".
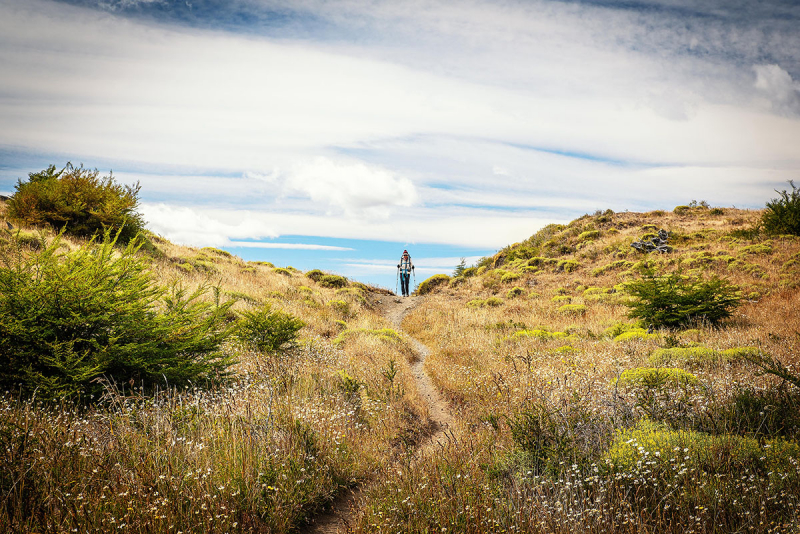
[{"xmin": 305, "ymin": 295, "xmax": 453, "ymax": 533}]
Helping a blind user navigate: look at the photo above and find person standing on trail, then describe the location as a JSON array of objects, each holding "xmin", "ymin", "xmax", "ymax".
[{"xmin": 398, "ymin": 250, "xmax": 414, "ymax": 297}]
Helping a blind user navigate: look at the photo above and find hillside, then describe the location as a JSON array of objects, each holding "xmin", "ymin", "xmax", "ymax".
[{"xmin": 2, "ymin": 198, "xmax": 800, "ymax": 533}]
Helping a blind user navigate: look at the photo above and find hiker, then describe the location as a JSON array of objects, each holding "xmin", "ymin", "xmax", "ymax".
[{"xmin": 398, "ymin": 250, "xmax": 415, "ymax": 297}]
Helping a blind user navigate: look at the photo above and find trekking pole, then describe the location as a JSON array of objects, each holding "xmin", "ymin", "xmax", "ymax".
[
  {"xmin": 395, "ymin": 267, "xmax": 399, "ymax": 295},
  {"xmin": 412, "ymin": 270, "xmax": 416, "ymax": 294}
]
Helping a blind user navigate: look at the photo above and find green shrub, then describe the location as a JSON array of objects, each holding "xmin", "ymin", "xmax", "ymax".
[
  {"xmin": 507, "ymin": 287, "xmax": 525, "ymax": 298},
  {"xmin": 613, "ymin": 329, "xmax": 659, "ymax": 342},
  {"xmin": 318, "ymin": 274, "xmax": 348, "ymax": 288},
  {"xmin": 273, "ymin": 267, "xmax": 293, "ymax": 277},
  {"xmin": 762, "ymin": 180, "xmax": 800, "ymax": 236},
  {"xmin": 235, "ymin": 305, "xmax": 304, "ymax": 354},
  {"xmin": 558, "ymin": 304, "xmax": 586, "ymax": 315},
  {"xmin": 252, "ymin": 261, "xmax": 274, "ymax": 267},
  {"xmin": 512, "ymin": 329, "xmax": 569, "ymax": 341},
  {"xmin": 201, "ymin": 247, "xmax": 232, "ymax": 258},
  {"xmin": 738, "ymin": 243, "xmax": 773, "ymax": 255},
  {"xmin": 305, "ymin": 269, "xmax": 325, "ymax": 281},
  {"xmin": 466, "ymin": 298, "xmax": 486, "ymax": 308},
  {"xmin": 556, "ymin": 259, "xmax": 580, "ymax": 272},
  {"xmin": 551, "ymin": 295, "xmax": 571, "ymax": 303},
  {"xmin": 462, "ymin": 266, "xmax": 478, "ymax": 277},
  {"xmin": 0, "ymin": 232, "xmax": 234, "ymax": 399},
  {"xmin": 624, "ymin": 265, "xmax": 740, "ymax": 329},
  {"xmin": 607, "ymin": 419, "xmax": 800, "ymax": 476},
  {"xmin": 417, "ymin": 274, "xmax": 450, "ymax": 295},
  {"xmin": 577, "ymin": 230, "xmax": 600, "ymax": 242},
  {"xmin": 500, "ymin": 272, "xmax": 520, "ymax": 283},
  {"xmin": 604, "ymin": 321, "xmax": 641, "ymax": 338},
  {"xmin": 673, "ymin": 205, "xmax": 691, "ymax": 214},
  {"xmin": 7, "ymin": 164, "xmax": 145, "ymax": 244},
  {"xmin": 485, "ymin": 296, "xmax": 503, "ymax": 307}
]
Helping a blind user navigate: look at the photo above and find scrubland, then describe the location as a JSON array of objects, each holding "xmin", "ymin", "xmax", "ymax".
[
  {"xmin": 365, "ymin": 206, "xmax": 800, "ymax": 533},
  {"xmin": 2, "ymin": 196, "xmax": 800, "ymax": 533}
]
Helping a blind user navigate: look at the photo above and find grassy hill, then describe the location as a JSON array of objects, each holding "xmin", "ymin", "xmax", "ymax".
[
  {"xmin": 2, "ymin": 195, "xmax": 799, "ymax": 533},
  {"xmin": 382, "ymin": 204, "xmax": 800, "ymax": 533}
]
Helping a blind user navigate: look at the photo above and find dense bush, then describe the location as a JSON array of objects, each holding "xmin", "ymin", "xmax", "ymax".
[
  {"xmin": 235, "ymin": 305, "xmax": 305, "ymax": 354},
  {"xmin": 762, "ymin": 180, "xmax": 800, "ymax": 236},
  {"xmin": 318, "ymin": 274, "xmax": 348, "ymax": 288},
  {"xmin": 0, "ymin": 231, "xmax": 234, "ymax": 399},
  {"xmin": 7, "ymin": 163, "xmax": 145, "ymax": 244},
  {"xmin": 416, "ymin": 273, "xmax": 450, "ymax": 295},
  {"xmin": 624, "ymin": 265, "xmax": 740, "ymax": 328}
]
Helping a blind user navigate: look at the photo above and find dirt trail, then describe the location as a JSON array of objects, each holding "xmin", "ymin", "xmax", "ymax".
[{"xmin": 305, "ymin": 295, "xmax": 452, "ymax": 533}]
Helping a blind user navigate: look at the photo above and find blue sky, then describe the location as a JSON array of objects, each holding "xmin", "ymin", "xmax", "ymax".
[{"xmin": 1, "ymin": 0, "xmax": 799, "ymax": 290}]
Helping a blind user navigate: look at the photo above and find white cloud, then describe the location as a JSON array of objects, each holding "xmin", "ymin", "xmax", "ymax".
[
  {"xmin": 228, "ymin": 241, "xmax": 353, "ymax": 250},
  {"xmin": 141, "ymin": 203, "xmax": 276, "ymax": 246},
  {"xmin": 754, "ymin": 64, "xmax": 800, "ymax": 115},
  {"xmin": 283, "ymin": 157, "xmax": 417, "ymax": 218}
]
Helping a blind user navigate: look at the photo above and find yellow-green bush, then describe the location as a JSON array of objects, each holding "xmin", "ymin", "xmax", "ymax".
[
  {"xmin": 512, "ymin": 329, "xmax": 569, "ymax": 341},
  {"xmin": 327, "ymin": 299, "xmax": 350, "ymax": 316},
  {"xmin": 558, "ymin": 304, "xmax": 586, "ymax": 315},
  {"xmin": 417, "ymin": 274, "xmax": 450, "ymax": 295},
  {"xmin": 500, "ymin": 272, "xmax": 520, "ymax": 283},
  {"xmin": 318, "ymin": 274, "xmax": 348, "ymax": 288},
  {"xmin": 556, "ymin": 259, "xmax": 580, "ymax": 273},
  {"xmin": 273, "ymin": 267, "xmax": 293, "ymax": 277},
  {"xmin": 613, "ymin": 329, "xmax": 658, "ymax": 342},
  {"xmin": 551, "ymin": 295, "xmax": 572, "ymax": 303},
  {"xmin": 507, "ymin": 286, "xmax": 525, "ymax": 298}
]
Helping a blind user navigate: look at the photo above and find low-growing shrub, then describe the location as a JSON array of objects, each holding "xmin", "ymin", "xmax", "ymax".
[
  {"xmin": 556, "ymin": 259, "xmax": 580, "ymax": 273},
  {"xmin": 507, "ymin": 286, "xmax": 525, "ymax": 298},
  {"xmin": 577, "ymin": 230, "xmax": 601, "ymax": 242},
  {"xmin": 615, "ymin": 368, "xmax": 702, "ymax": 423},
  {"xmin": 201, "ymin": 247, "xmax": 232, "ymax": 257},
  {"xmin": 500, "ymin": 272, "xmax": 520, "ymax": 283},
  {"xmin": 235, "ymin": 305, "xmax": 304, "ymax": 354},
  {"xmin": 318, "ymin": 274, "xmax": 348, "ymax": 288},
  {"xmin": 512, "ymin": 329, "xmax": 569, "ymax": 341},
  {"xmin": 551, "ymin": 295, "xmax": 572, "ymax": 303},
  {"xmin": 273, "ymin": 267, "xmax": 293, "ymax": 277},
  {"xmin": 7, "ymin": 163, "xmax": 145, "ymax": 244},
  {"xmin": 0, "ymin": 232, "xmax": 234, "ymax": 399},
  {"xmin": 624, "ymin": 265, "xmax": 740, "ymax": 329},
  {"xmin": 305, "ymin": 269, "xmax": 325, "ymax": 281},
  {"xmin": 762, "ymin": 180, "xmax": 800, "ymax": 236},
  {"xmin": 613, "ymin": 329, "xmax": 659, "ymax": 342},
  {"xmin": 417, "ymin": 274, "xmax": 450, "ymax": 295},
  {"xmin": 558, "ymin": 304, "xmax": 586, "ymax": 315}
]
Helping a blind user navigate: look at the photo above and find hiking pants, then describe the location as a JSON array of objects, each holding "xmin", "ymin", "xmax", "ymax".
[{"xmin": 400, "ymin": 272, "xmax": 410, "ymax": 296}]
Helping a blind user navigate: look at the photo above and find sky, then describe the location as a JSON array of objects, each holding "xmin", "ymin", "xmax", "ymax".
[{"xmin": 1, "ymin": 0, "xmax": 799, "ymax": 290}]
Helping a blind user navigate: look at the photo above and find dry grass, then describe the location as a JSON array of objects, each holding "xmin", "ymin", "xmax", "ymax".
[{"xmin": 355, "ymin": 207, "xmax": 800, "ymax": 533}]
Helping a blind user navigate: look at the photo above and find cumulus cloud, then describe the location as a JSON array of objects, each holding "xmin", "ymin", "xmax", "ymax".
[
  {"xmin": 754, "ymin": 64, "xmax": 800, "ymax": 115},
  {"xmin": 283, "ymin": 158, "xmax": 417, "ymax": 218},
  {"xmin": 141, "ymin": 203, "xmax": 277, "ymax": 246}
]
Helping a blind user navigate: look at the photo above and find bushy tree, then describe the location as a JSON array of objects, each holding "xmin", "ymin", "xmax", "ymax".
[
  {"xmin": 235, "ymin": 306, "xmax": 305, "ymax": 354},
  {"xmin": 0, "ymin": 231, "xmax": 234, "ymax": 399},
  {"xmin": 762, "ymin": 180, "xmax": 800, "ymax": 236},
  {"xmin": 624, "ymin": 265, "xmax": 740, "ymax": 329},
  {"xmin": 7, "ymin": 163, "xmax": 145, "ymax": 244}
]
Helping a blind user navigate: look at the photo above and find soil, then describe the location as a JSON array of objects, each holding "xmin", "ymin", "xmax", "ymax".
[{"xmin": 304, "ymin": 295, "xmax": 452, "ymax": 533}]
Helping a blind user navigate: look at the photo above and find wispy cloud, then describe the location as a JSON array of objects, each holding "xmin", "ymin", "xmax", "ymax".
[
  {"xmin": 229, "ymin": 241, "xmax": 353, "ymax": 251},
  {"xmin": 1, "ymin": 0, "xmax": 799, "ymax": 261}
]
